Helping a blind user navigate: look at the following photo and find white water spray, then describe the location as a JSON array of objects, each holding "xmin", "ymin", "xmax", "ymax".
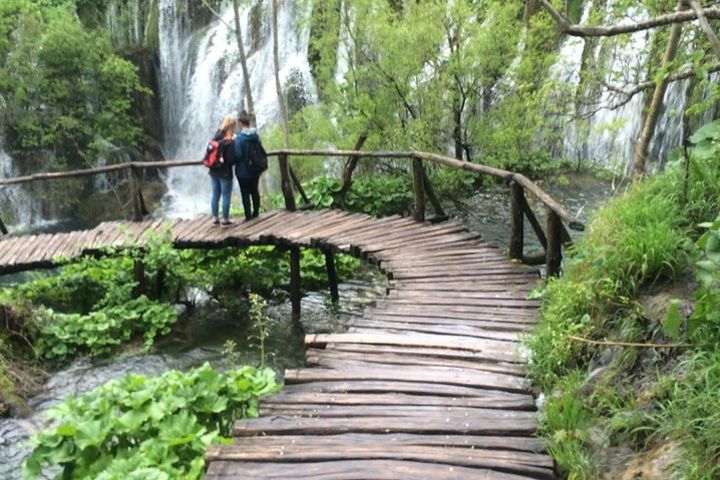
[{"xmin": 158, "ymin": 0, "xmax": 315, "ymax": 218}]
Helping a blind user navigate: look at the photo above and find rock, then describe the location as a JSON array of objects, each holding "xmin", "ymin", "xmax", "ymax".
[
  {"xmin": 639, "ymin": 281, "xmax": 695, "ymax": 328},
  {"xmin": 600, "ymin": 442, "xmax": 682, "ymax": 480}
]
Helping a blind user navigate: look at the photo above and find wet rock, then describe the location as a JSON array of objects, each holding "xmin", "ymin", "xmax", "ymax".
[
  {"xmin": 600, "ymin": 442, "xmax": 682, "ymax": 480},
  {"xmin": 639, "ymin": 280, "xmax": 695, "ymax": 328}
]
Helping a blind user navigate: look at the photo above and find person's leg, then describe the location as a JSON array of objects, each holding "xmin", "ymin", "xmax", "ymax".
[
  {"xmin": 210, "ymin": 174, "xmax": 220, "ymax": 222},
  {"xmin": 250, "ymin": 176, "xmax": 260, "ymax": 218},
  {"xmin": 220, "ymin": 177, "xmax": 233, "ymax": 221},
  {"xmin": 236, "ymin": 177, "xmax": 253, "ymax": 220}
]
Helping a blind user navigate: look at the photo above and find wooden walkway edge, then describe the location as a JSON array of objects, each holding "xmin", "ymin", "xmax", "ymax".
[{"xmin": 0, "ymin": 210, "xmax": 553, "ymax": 479}]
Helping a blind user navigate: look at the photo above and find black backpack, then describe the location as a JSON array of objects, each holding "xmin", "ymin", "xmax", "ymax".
[{"xmin": 246, "ymin": 140, "xmax": 268, "ymax": 174}]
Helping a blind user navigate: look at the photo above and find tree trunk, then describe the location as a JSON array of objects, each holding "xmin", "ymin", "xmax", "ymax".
[
  {"xmin": 233, "ymin": 0, "xmax": 255, "ymax": 118},
  {"xmin": 633, "ymin": 1, "xmax": 685, "ymax": 180},
  {"xmin": 337, "ymin": 132, "xmax": 369, "ymax": 204},
  {"xmin": 272, "ymin": 0, "xmax": 290, "ymax": 148}
]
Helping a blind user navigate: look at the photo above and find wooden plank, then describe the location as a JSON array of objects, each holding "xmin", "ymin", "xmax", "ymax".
[
  {"xmin": 358, "ymin": 313, "xmax": 532, "ymax": 331},
  {"xmin": 233, "ymin": 414, "xmax": 537, "ymax": 436},
  {"xmin": 258, "ymin": 404, "xmax": 535, "ymax": 420},
  {"xmin": 305, "ymin": 349, "xmax": 525, "ymax": 376},
  {"xmin": 280, "ymin": 379, "xmax": 528, "ymax": 399},
  {"xmin": 207, "ymin": 442, "xmax": 553, "ymax": 478},
  {"xmin": 327, "ymin": 344, "xmax": 526, "ymax": 365},
  {"xmin": 306, "ymin": 333, "xmax": 525, "ymax": 362},
  {"xmin": 283, "ymin": 366, "xmax": 529, "ymax": 393},
  {"xmin": 347, "ymin": 320, "xmax": 519, "ymax": 343},
  {"xmin": 261, "ymin": 392, "xmax": 534, "ymax": 410},
  {"xmin": 206, "ymin": 459, "xmax": 531, "ymax": 480}
]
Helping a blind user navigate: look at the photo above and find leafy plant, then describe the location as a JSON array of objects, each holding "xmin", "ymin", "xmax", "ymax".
[
  {"xmin": 34, "ymin": 295, "xmax": 177, "ymax": 360},
  {"xmin": 23, "ymin": 362, "xmax": 279, "ymax": 480},
  {"xmin": 689, "ymin": 215, "xmax": 720, "ymax": 336}
]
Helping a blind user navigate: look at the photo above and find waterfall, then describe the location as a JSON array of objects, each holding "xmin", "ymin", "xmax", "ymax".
[
  {"xmin": 158, "ymin": 0, "xmax": 315, "ymax": 218},
  {"xmin": 0, "ymin": 140, "xmax": 45, "ymax": 229}
]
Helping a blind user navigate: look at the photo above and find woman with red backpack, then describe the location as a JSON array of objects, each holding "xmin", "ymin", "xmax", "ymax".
[{"xmin": 209, "ymin": 115, "xmax": 236, "ymax": 226}]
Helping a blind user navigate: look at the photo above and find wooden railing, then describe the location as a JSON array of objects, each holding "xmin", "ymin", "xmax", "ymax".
[{"xmin": 0, "ymin": 150, "xmax": 584, "ymax": 276}]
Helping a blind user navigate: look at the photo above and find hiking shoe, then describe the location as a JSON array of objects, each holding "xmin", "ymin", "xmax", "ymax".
[
  {"xmin": 212, "ymin": 218, "xmax": 220, "ymax": 225},
  {"xmin": 221, "ymin": 219, "xmax": 234, "ymax": 227}
]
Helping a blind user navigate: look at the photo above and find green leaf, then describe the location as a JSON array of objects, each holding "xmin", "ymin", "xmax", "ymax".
[{"xmin": 661, "ymin": 299, "xmax": 683, "ymax": 340}]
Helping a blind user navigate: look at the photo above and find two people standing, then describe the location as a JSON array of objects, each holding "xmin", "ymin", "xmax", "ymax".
[{"xmin": 208, "ymin": 110, "xmax": 263, "ymax": 224}]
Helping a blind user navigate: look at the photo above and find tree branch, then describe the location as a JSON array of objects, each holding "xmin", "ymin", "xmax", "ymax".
[
  {"xmin": 688, "ymin": 0, "xmax": 720, "ymax": 60},
  {"xmin": 539, "ymin": 0, "xmax": 720, "ymax": 37}
]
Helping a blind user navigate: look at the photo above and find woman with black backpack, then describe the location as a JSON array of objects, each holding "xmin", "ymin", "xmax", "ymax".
[
  {"xmin": 209, "ymin": 115, "xmax": 236, "ymax": 226},
  {"xmin": 233, "ymin": 110, "xmax": 265, "ymax": 221}
]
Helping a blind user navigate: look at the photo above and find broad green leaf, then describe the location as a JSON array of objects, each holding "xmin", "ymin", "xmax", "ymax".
[{"xmin": 661, "ymin": 299, "xmax": 683, "ymax": 340}]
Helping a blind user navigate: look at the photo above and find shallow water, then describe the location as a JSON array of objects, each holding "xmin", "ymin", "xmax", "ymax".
[
  {"xmin": 0, "ymin": 267, "xmax": 387, "ymax": 479},
  {"xmin": 447, "ymin": 172, "xmax": 616, "ymax": 254}
]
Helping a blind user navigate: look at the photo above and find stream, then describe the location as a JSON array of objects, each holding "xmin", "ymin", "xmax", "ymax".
[
  {"xmin": 0, "ymin": 267, "xmax": 387, "ymax": 479},
  {"xmin": 0, "ymin": 171, "xmax": 615, "ymax": 478}
]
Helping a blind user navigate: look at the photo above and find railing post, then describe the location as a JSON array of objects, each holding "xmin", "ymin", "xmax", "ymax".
[
  {"xmin": 289, "ymin": 166, "xmax": 311, "ymax": 207},
  {"xmin": 127, "ymin": 165, "xmax": 144, "ymax": 221},
  {"xmin": 0, "ymin": 216, "xmax": 7, "ymax": 236},
  {"xmin": 133, "ymin": 258, "xmax": 146, "ymax": 296},
  {"xmin": 546, "ymin": 209, "xmax": 562, "ymax": 277},
  {"xmin": 509, "ymin": 181, "xmax": 524, "ymax": 261},
  {"xmin": 412, "ymin": 156, "xmax": 425, "ymax": 222},
  {"xmin": 278, "ymin": 153, "xmax": 296, "ymax": 211},
  {"xmin": 325, "ymin": 250, "xmax": 339, "ymax": 304},
  {"xmin": 290, "ymin": 246, "xmax": 301, "ymax": 320}
]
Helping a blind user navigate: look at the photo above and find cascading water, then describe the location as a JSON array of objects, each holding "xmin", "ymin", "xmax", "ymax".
[
  {"xmin": 158, "ymin": 0, "xmax": 315, "ymax": 218},
  {"xmin": 0, "ymin": 139, "xmax": 44, "ymax": 229},
  {"xmin": 552, "ymin": 2, "xmax": 654, "ymax": 173}
]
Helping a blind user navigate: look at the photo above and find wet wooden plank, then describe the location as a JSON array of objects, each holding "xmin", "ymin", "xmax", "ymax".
[
  {"xmin": 261, "ymin": 392, "xmax": 535, "ymax": 410},
  {"xmin": 207, "ymin": 441, "xmax": 553, "ymax": 478},
  {"xmin": 284, "ymin": 366, "xmax": 529, "ymax": 393},
  {"xmin": 206, "ymin": 459, "xmax": 532, "ymax": 480},
  {"xmin": 233, "ymin": 413, "xmax": 537, "ymax": 437},
  {"xmin": 306, "ymin": 333, "xmax": 526, "ymax": 364}
]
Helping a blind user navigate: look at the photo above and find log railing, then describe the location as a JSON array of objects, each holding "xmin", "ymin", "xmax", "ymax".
[{"xmin": 0, "ymin": 150, "xmax": 585, "ymax": 277}]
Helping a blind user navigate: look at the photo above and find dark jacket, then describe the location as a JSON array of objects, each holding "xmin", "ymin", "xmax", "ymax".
[
  {"xmin": 234, "ymin": 128, "xmax": 262, "ymax": 179},
  {"xmin": 211, "ymin": 130, "xmax": 235, "ymax": 179}
]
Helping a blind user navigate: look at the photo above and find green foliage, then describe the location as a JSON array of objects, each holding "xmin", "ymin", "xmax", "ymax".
[
  {"xmin": 23, "ymin": 362, "xmax": 279, "ymax": 479},
  {"xmin": 34, "ymin": 296, "xmax": 177, "ymax": 360},
  {"xmin": 0, "ymin": 1, "xmax": 146, "ymax": 174},
  {"xmin": 689, "ymin": 215, "xmax": 720, "ymax": 337},
  {"xmin": 301, "ymin": 174, "xmax": 413, "ymax": 217},
  {"xmin": 527, "ymin": 172, "xmax": 690, "ymax": 389},
  {"xmin": 530, "ymin": 121, "xmax": 720, "ymax": 479},
  {"xmin": 649, "ymin": 346, "xmax": 720, "ymax": 479},
  {"xmin": 539, "ymin": 372, "xmax": 594, "ymax": 479}
]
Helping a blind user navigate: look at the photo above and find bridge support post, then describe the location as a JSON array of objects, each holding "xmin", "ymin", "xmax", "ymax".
[
  {"xmin": 133, "ymin": 258, "xmax": 146, "ymax": 295},
  {"xmin": 325, "ymin": 250, "xmax": 339, "ymax": 304},
  {"xmin": 290, "ymin": 246, "xmax": 301, "ymax": 320},
  {"xmin": 546, "ymin": 209, "xmax": 562, "ymax": 277},
  {"xmin": 412, "ymin": 157, "xmax": 425, "ymax": 222},
  {"xmin": 127, "ymin": 166, "xmax": 147, "ymax": 221},
  {"xmin": 0, "ymin": 216, "xmax": 7, "ymax": 236},
  {"xmin": 279, "ymin": 154, "xmax": 296, "ymax": 211},
  {"xmin": 509, "ymin": 181, "xmax": 524, "ymax": 261}
]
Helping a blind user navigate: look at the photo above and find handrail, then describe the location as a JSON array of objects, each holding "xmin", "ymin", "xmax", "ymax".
[{"xmin": 0, "ymin": 149, "xmax": 584, "ymax": 231}]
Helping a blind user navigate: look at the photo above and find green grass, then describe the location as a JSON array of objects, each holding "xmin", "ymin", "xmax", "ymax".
[{"xmin": 528, "ymin": 149, "xmax": 720, "ymax": 478}]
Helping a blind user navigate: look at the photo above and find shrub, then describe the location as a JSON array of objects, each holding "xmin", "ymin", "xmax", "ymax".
[{"xmin": 23, "ymin": 363, "xmax": 279, "ymax": 479}]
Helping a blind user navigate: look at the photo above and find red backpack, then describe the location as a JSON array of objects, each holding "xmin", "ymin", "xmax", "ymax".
[{"xmin": 201, "ymin": 139, "xmax": 221, "ymax": 168}]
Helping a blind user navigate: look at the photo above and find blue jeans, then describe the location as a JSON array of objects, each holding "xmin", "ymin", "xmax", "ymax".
[{"xmin": 210, "ymin": 173, "xmax": 233, "ymax": 220}]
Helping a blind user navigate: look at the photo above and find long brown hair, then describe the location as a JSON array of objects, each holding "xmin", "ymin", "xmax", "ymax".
[{"xmin": 220, "ymin": 115, "xmax": 236, "ymax": 137}]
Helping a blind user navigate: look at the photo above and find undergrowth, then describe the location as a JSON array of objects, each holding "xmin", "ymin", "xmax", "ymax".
[{"xmin": 529, "ymin": 120, "xmax": 720, "ymax": 479}]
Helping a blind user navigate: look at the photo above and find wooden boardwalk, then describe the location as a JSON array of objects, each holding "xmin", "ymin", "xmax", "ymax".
[{"xmin": 0, "ymin": 210, "xmax": 552, "ymax": 478}]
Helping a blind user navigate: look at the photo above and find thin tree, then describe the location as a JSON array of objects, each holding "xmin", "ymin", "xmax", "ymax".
[
  {"xmin": 201, "ymin": 0, "xmax": 255, "ymax": 121},
  {"xmin": 538, "ymin": 0, "xmax": 720, "ymax": 179},
  {"xmin": 634, "ymin": 1, "xmax": 686, "ymax": 180}
]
